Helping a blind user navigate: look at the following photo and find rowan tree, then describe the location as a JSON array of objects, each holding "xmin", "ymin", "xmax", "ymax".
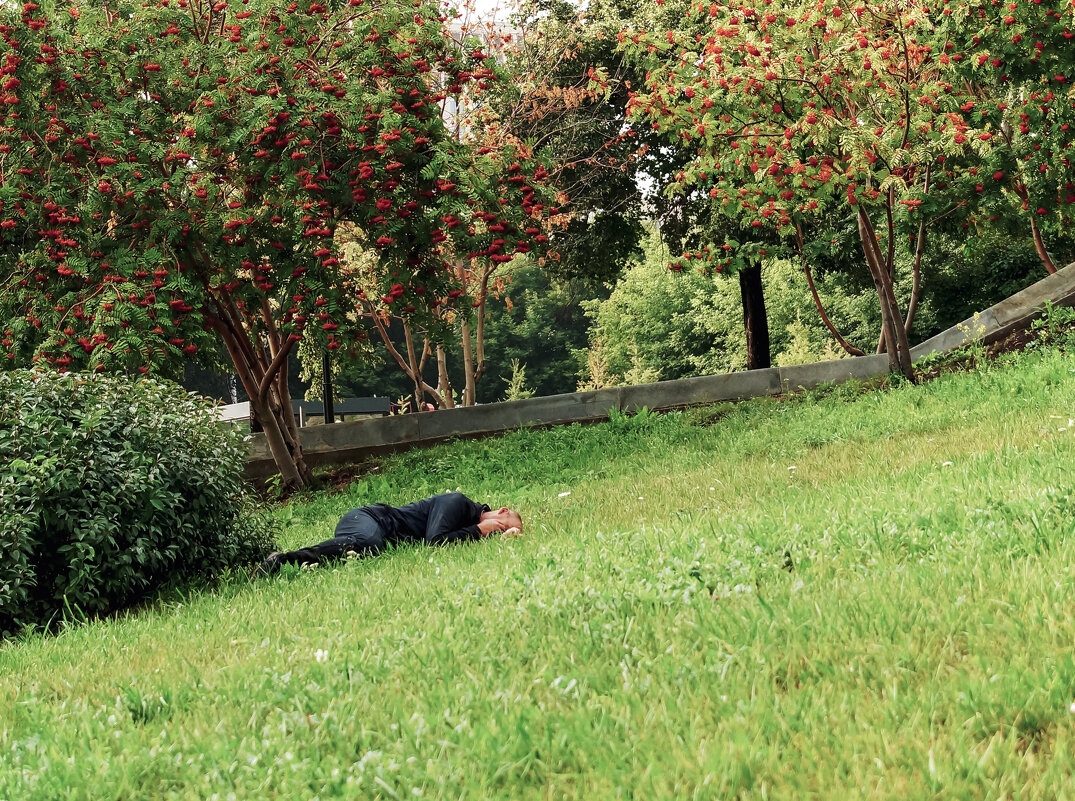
[
  {"xmin": 335, "ymin": 0, "xmax": 567, "ymax": 410},
  {"xmin": 618, "ymin": 0, "xmax": 1024, "ymax": 377},
  {"xmin": 0, "ymin": 0, "xmax": 555, "ymax": 489},
  {"xmin": 933, "ymin": 0, "xmax": 1075, "ymax": 273}
]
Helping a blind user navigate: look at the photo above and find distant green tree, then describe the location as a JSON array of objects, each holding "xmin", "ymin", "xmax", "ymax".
[
  {"xmin": 477, "ymin": 262, "xmax": 605, "ymax": 400},
  {"xmin": 581, "ymin": 231, "xmax": 887, "ymax": 383},
  {"xmin": 503, "ymin": 0, "xmax": 653, "ymax": 287}
]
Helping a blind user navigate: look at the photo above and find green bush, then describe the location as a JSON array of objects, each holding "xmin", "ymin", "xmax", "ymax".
[
  {"xmin": 581, "ymin": 246, "xmax": 882, "ymax": 384},
  {"xmin": 0, "ymin": 371, "xmax": 276, "ymax": 636}
]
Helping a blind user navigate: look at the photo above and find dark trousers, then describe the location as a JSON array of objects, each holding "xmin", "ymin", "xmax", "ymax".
[{"xmin": 276, "ymin": 509, "xmax": 388, "ymax": 567}]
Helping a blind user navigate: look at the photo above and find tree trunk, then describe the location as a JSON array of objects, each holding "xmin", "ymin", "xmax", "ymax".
[
  {"xmin": 266, "ymin": 344, "xmax": 305, "ymax": 466},
  {"xmin": 738, "ymin": 263, "xmax": 771, "ymax": 370},
  {"xmin": 904, "ymin": 168, "xmax": 930, "ymax": 339},
  {"xmin": 1011, "ymin": 181, "xmax": 1058, "ymax": 275},
  {"xmin": 213, "ymin": 315, "xmax": 309, "ymax": 491},
  {"xmin": 363, "ymin": 303, "xmax": 445, "ymax": 408},
  {"xmin": 460, "ymin": 317, "xmax": 477, "ymax": 405},
  {"xmin": 474, "ymin": 272, "xmax": 490, "ymax": 386},
  {"xmin": 904, "ymin": 224, "xmax": 925, "ymax": 337},
  {"xmin": 322, "ymin": 351, "xmax": 334, "ymax": 424},
  {"xmin": 1030, "ymin": 214, "xmax": 1057, "ymax": 274},
  {"xmin": 251, "ymin": 390, "xmax": 304, "ymax": 491},
  {"xmin": 191, "ymin": 262, "xmax": 309, "ymax": 490},
  {"xmin": 885, "ymin": 292, "xmax": 915, "ymax": 378},
  {"xmin": 403, "ymin": 322, "xmax": 425, "ymax": 411},
  {"xmin": 876, "ymin": 220, "xmax": 928, "ymax": 358},
  {"xmin": 803, "ymin": 262, "xmax": 865, "ymax": 356},
  {"xmin": 796, "ymin": 223, "xmax": 863, "ymax": 357},
  {"xmin": 858, "ymin": 208, "xmax": 915, "ymax": 380},
  {"xmin": 437, "ymin": 345, "xmax": 455, "ymax": 409}
]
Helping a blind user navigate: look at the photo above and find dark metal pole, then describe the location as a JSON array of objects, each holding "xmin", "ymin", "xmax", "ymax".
[{"xmin": 322, "ymin": 351, "xmax": 335, "ymax": 424}]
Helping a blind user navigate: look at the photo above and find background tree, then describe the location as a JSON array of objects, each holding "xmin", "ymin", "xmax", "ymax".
[
  {"xmin": 937, "ymin": 0, "xmax": 1075, "ymax": 274},
  {"xmin": 618, "ymin": 0, "xmax": 1028, "ymax": 378},
  {"xmin": 299, "ymin": 0, "xmax": 570, "ymax": 411},
  {"xmin": 580, "ymin": 231, "xmax": 875, "ymax": 383},
  {"xmin": 501, "ymin": 0, "xmax": 652, "ymax": 287}
]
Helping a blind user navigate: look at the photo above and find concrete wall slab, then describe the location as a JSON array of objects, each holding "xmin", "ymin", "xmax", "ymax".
[
  {"xmin": 778, "ymin": 354, "xmax": 891, "ymax": 392},
  {"xmin": 619, "ymin": 369, "xmax": 781, "ymax": 413},
  {"xmin": 414, "ymin": 388, "xmax": 622, "ymax": 442},
  {"xmin": 911, "ymin": 309, "xmax": 999, "ymax": 361}
]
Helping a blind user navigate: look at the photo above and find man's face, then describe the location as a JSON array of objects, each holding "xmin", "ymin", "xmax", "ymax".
[{"xmin": 485, "ymin": 507, "xmax": 522, "ymax": 532}]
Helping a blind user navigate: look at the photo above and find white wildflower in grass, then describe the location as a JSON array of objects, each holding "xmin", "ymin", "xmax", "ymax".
[
  {"xmin": 314, "ymin": 649, "xmax": 328, "ymax": 664},
  {"xmin": 942, "ymin": 461, "xmax": 954, "ymax": 467}
]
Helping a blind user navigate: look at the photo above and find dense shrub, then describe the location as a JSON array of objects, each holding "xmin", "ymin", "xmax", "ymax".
[
  {"xmin": 0, "ymin": 371, "xmax": 276, "ymax": 636},
  {"xmin": 581, "ymin": 251, "xmax": 882, "ymax": 383}
]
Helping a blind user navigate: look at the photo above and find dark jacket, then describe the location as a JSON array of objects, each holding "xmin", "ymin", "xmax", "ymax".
[{"xmin": 363, "ymin": 492, "xmax": 489, "ymax": 546}]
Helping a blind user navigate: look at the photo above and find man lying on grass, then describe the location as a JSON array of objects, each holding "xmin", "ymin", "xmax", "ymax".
[{"xmin": 255, "ymin": 492, "xmax": 523, "ymax": 577}]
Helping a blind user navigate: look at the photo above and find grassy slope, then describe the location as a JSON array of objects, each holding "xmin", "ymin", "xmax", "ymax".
[{"xmin": 3, "ymin": 348, "xmax": 1075, "ymax": 799}]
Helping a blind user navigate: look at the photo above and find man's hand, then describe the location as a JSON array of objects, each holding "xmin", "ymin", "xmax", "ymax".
[
  {"xmin": 501, "ymin": 527, "xmax": 522, "ymax": 538},
  {"xmin": 477, "ymin": 518, "xmax": 505, "ymax": 537}
]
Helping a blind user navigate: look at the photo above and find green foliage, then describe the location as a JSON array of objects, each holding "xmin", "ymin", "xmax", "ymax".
[
  {"xmin": 580, "ymin": 222, "xmax": 1050, "ymax": 385},
  {"xmin": 941, "ymin": 1, "xmax": 1075, "ymax": 251},
  {"xmin": 606, "ymin": 404, "xmax": 660, "ymax": 433},
  {"xmin": 613, "ymin": 0, "xmax": 1074, "ymax": 378},
  {"xmin": 0, "ymin": 0, "xmax": 561, "ymax": 485},
  {"xmin": 956, "ymin": 312, "xmax": 992, "ymax": 369},
  {"xmin": 619, "ymin": 0, "xmax": 1074, "ymax": 269},
  {"xmin": 774, "ymin": 315, "xmax": 848, "ymax": 367},
  {"xmin": 924, "ymin": 228, "xmax": 1055, "ymax": 332},
  {"xmin": 576, "ymin": 333, "xmax": 616, "ymax": 391},
  {"xmin": 0, "ymin": 0, "xmax": 555, "ymax": 369},
  {"xmin": 476, "ymin": 263, "xmax": 606, "ymax": 400},
  {"xmin": 313, "ymin": 262, "xmax": 602, "ymax": 406},
  {"xmin": 502, "ymin": 0, "xmax": 652, "ymax": 285},
  {"xmin": 582, "ymin": 240, "xmax": 737, "ymax": 379},
  {"xmin": 0, "ymin": 371, "xmax": 276, "ymax": 637},
  {"xmin": 502, "ymin": 359, "xmax": 535, "ymax": 401},
  {"xmin": 1028, "ymin": 300, "xmax": 1075, "ymax": 352},
  {"xmin": 581, "ymin": 231, "xmax": 881, "ymax": 382},
  {"xmin": 297, "ymin": 335, "xmax": 361, "ymax": 404}
]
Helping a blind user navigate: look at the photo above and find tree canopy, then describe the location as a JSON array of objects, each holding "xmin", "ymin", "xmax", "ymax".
[
  {"xmin": 618, "ymin": 0, "xmax": 1074, "ymax": 377},
  {"xmin": 0, "ymin": 0, "xmax": 557, "ymax": 488}
]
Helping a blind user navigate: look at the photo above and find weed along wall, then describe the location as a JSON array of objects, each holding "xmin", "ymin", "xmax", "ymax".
[{"xmin": 244, "ymin": 262, "xmax": 1075, "ymax": 478}]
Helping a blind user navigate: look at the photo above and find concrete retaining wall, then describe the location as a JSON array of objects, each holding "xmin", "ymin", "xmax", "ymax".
[
  {"xmin": 911, "ymin": 261, "xmax": 1075, "ymax": 360},
  {"xmin": 246, "ymin": 261, "xmax": 1075, "ymax": 478}
]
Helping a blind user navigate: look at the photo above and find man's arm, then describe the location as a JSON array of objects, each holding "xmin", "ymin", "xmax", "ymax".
[{"xmin": 424, "ymin": 493, "xmax": 489, "ymax": 546}]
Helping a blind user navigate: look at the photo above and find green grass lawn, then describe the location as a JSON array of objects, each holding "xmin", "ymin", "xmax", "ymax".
[{"xmin": 4, "ymin": 347, "xmax": 1075, "ymax": 799}]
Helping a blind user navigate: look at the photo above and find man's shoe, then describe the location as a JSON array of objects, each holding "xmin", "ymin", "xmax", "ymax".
[{"xmin": 252, "ymin": 552, "xmax": 284, "ymax": 578}]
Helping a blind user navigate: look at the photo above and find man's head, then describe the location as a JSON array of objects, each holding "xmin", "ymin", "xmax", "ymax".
[{"xmin": 481, "ymin": 506, "xmax": 522, "ymax": 533}]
